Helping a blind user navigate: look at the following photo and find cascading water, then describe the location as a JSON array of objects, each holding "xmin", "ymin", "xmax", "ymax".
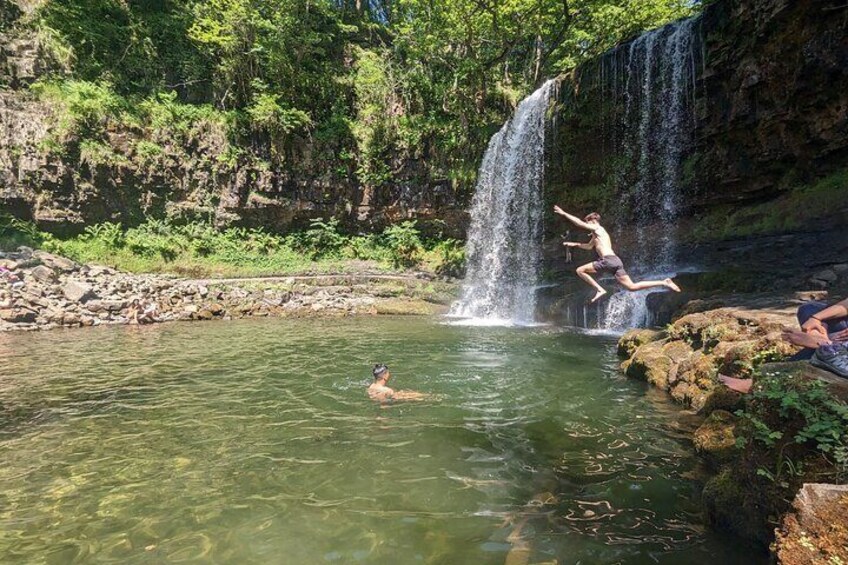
[
  {"xmin": 449, "ymin": 80, "xmax": 556, "ymax": 325},
  {"xmin": 597, "ymin": 16, "xmax": 702, "ymax": 331}
]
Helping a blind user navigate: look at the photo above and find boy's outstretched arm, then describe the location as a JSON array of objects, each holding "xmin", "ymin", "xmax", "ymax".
[{"xmin": 553, "ymin": 205, "xmax": 597, "ymax": 231}]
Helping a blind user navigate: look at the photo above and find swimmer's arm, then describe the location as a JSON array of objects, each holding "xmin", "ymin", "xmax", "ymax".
[
  {"xmin": 391, "ymin": 390, "xmax": 431, "ymax": 401},
  {"xmin": 553, "ymin": 206, "xmax": 598, "ymax": 232},
  {"xmin": 563, "ymin": 240, "xmax": 593, "ymax": 250}
]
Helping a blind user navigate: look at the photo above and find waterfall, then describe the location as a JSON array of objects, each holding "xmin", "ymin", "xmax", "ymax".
[
  {"xmin": 449, "ymin": 80, "xmax": 556, "ymax": 325},
  {"xmin": 597, "ymin": 16, "xmax": 701, "ymax": 331}
]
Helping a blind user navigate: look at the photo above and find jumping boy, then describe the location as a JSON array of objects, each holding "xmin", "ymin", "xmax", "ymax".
[{"xmin": 553, "ymin": 205, "xmax": 681, "ymax": 303}]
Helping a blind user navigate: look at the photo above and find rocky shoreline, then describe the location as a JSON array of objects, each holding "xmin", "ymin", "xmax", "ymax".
[
  {"xmin": 0, "ymin": 247, "xmax": 455, "ymax": 331},
  {"xmin": 616, "ymin": 288, "xmax": 848, "ymax": 561}
]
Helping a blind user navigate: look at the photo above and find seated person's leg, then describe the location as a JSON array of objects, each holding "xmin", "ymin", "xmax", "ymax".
[{"xmin": 797, "ymin": 301, "xmax": 828, "ymax": 326}]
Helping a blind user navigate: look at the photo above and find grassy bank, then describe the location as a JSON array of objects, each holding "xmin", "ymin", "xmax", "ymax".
[{"xmin": 0, "ymin": 214, "xmax": 465, "ymax": 279}]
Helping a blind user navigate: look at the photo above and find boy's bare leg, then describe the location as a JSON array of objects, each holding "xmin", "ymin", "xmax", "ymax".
[
  {"xmin": 576, "ymin": 262, "xmax": 607, "ymax": 303},
  {"xmin": 617, "ymin": 275, "xmax": 681, "ymax": 293}
]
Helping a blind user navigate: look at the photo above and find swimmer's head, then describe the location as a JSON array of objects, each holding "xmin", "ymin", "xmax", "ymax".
[
  {"xmin": 372, "ymin": 364, "xmax": 390, "ymax": 381},
  {"xmin": 583, "ymin": 212, "xmax": 601, "ymax": 224}
]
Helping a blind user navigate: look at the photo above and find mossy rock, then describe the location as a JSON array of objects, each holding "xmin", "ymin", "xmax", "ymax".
[
  {"xmin": 693, "ymin": 410, "xmax": 738, "ymax": 464},
  {"xmin": 678, "ymin": 352, "xmax": 718, "ymax": 385},
  {"xmin": 669, "ymin": 311, "xmax": 742, "ymax": 350},
  {"xmin": 717, "ymin": 340, "xmax": 758, "ymax": 377},
  {"xmin": 617, "ymin": 328, "xmax": 663, "ymax": 358},
  {"xmin": 375, "ymin": 299, "xmax": 442, "ymax": 315},
  {"xmin": 625, "ymin": 341, "xmax": 673, "ymax": 389},
  {"xmin": 661, "ymin": 340, "xmax": 695, "ymax": 364},
  {"xmin": 702, "ymin": 468, "xmax": 768, "ymax": 543},
  {"xmin": 701, "ymin": 385, "xmax": 744, "ymax": 414}
]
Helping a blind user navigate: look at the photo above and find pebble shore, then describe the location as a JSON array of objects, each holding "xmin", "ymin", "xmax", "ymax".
[{"xmin": 0, "ymin": 247, "xmax": 445, "ymax": 331}]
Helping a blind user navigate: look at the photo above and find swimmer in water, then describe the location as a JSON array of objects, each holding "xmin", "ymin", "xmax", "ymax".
[
  {"xmin": 367, "ymin": 364, "xmax": 428, "ymax": 402},
  {"xmin": 554, "ymin": 205, "xmax": 682, "ymax": 303}
]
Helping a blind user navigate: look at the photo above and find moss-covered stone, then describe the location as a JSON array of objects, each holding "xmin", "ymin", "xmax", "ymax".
[
  {"xmin": 625, "ymin": 341, "xmax": 672, "ymax": 389},
  {"xmin": 774, "ymin": 486, "xmax": 848, "ymax": 565},
  {"xmin": 702, "ymin": 468, "xmax": 768, "ymax": 543},
  {"xmin": 693, "ymin": 410, "xmax": 738, "ymax": 464},
  {"xmin": 617, "ymin": 328, "xmax": 663, "ymax": 359}
]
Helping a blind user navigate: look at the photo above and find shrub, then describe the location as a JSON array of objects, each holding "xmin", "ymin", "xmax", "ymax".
[
  {"xmin": 432, "ymin": 238, "xmax": 466, "ymax": 278},
  {"xmin": 383, "ymin": 220, "xmax": 422, "ymax": 269},
  {"xmin": 289, "ymin": 217, "xmax": 347, "ymax": 259},
  {"xmin": 30, "ymin": 79, "xmax": 125, "ymax": 139},
  {"xmin": 0, "ymin": 212, "xmax": 46, "ymax": 250}
]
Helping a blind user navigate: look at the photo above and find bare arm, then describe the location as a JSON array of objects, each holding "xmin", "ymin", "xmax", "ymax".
[
  {"xmin": 391, "ymin": 390, "xmax": 430, "ymax": 401},
  {"xmin": 563, "ymin": 241, "xmax": 593, "ymax": 250},
  {"xmin": 802, "ymin": 298, "xmax": 848, "ymax": 334},
  {"xmin": 553, "ymin": 205, "xmax": 597, "ymax": 232}
]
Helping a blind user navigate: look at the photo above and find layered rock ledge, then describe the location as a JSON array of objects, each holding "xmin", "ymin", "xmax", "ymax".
[{"xmin": 0, "ymin": 247, "xmax": 455, "ymax": 331}]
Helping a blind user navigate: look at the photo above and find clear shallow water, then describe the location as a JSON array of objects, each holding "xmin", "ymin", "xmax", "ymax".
[{"xmin": 0, "ymin": 317, "xmax": 762, "ymax": 564}]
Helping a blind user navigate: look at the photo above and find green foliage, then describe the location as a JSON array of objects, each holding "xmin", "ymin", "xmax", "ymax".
[
  {"xmin": 431, "ymin": 239, "xmax": 466, "ymax": 278},
  {"xmin": 737, "ymin": 375, "xmax": 848, "ymax": 484},
  {"xmin": 25, "ymin": 0, "xmax": 695, "ymax": 192},
  {"xmin": 0, "ymin": 212, "xmax": 47, "ymax": 250},
  {"xmin": 30, "ymin": 79, "xmax": 125, "ymax": 139},
  {"xmin": 79, "ymin": 139, "xmax": 128, "ymax": 168},
  {"xmin": 384, "ymin": 221, "xmax": 423, "ymax": 268},
  {"xmin": 288, "ymin": 217, "xmax": 348, "ymax": 260}
]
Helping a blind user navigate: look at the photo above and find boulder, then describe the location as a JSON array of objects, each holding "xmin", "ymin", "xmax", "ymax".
[
  {"xmin": 0, "ymin": 308, "xmax": 37, "ymax": 324},
  {"xmin": 625, "ymin": 341, "xmax": 673, "ymax": 389},
  {"xmin": 617, "ymin": 328, "xmax": 663, "ymax": 358},
  {"xmin": 33, "ymin": 251, "xmax": 77, "ymax": 272},
  {"xmin": 62, "ymin": 281, "xmax": 97, "ymax": 303},
  {"xmin": 30, "ymin": 265, "xmax": 56, "ymax": 283},
  {"xmin": 774, "ymin": 485, "xmax": 848, "ymax": 565},
  {"xmin": 85, "ymin": 299, "xmax": 126, "ymax": 313},
  {"xmin": 692, "ymin": 410, "xmax": 738, "ymax": 464}
]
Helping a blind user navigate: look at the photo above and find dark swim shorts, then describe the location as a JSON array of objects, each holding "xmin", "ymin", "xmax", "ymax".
[{"xmin": 592, "ymin": 255, "xmax": 628, "ymax": 278}]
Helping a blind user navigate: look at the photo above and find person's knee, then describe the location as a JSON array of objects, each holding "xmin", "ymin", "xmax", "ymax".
[
  {"xmin": 576, "ymin": 266, "xmax": 587, "ymax": 275},
  {"xmin": 797, "ymin": 302, "xmax": 826, "ymax": 324}
]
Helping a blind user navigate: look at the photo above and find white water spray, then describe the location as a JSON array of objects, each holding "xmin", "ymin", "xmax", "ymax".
[
  {"xmin": 449, "ymin": 80, "xmax": 556, "ymax": 325},
  {"xmin": 599, "ymin": 17, "xmax": 701, "ymax": 331}
]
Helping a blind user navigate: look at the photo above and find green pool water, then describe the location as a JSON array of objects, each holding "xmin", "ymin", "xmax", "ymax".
[{"xmin": 0, "ymin": 317, "xmax": 763, "ymax": 564}]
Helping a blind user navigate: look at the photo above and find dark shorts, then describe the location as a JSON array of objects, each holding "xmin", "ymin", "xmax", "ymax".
[{"xmin": 592, "ymin": 255, "xmax": 628, "ymax": 278}]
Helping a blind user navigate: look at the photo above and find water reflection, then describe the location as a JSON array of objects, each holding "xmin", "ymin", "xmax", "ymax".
[{"xmin": 0, "ymin": 318, "xmax": 762, "ymax": 564}]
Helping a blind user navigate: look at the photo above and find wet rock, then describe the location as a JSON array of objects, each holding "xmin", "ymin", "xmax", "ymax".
[
  {"xmin": 617, "ymin": 329, "xmax": 663, "ymax": 358},
  {"xmin": 693, "ymin": 410, "xmax": 738, "ymax": 465},
  {"xmin": 702, "ymin": 468, "xmax": 768, "ymax": 544},
  {"xmin": 811, "ymin": 269, "xmax": 837, "ymax": 284}
]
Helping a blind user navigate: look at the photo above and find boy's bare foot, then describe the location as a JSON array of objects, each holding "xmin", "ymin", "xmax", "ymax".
[
  {"xmin": 590, "ymin": 288, "xmax": 607, "ymax": 304},
  {"xmin": 664, "ymin": 278, "xmax": 681, "ymax": 292},
  {"xmin": 718, "ymin": 374, "xmax": 753, "ymax": 394},
  {"xmin": 782, "ymin": 329, "xmax": 831, "ymax": 349}
]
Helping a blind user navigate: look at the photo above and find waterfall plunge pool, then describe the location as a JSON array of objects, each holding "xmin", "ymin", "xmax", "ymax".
[{"xmin": 0, "ymin": 316, "xmax": 763, "ymax": 563}]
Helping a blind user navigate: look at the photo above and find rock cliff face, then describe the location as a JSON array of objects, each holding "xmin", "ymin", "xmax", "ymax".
[
  {"xmin": 546, "ymin": 0, "xmax": 848, "ymax": 275},
  {"xmin": 0, "ymin": 1, "xmax": 469, "ymax": 236}
]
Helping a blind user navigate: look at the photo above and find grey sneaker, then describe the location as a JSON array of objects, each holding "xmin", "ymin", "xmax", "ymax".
[{"xmin": 812, "ymin": 344, "xmax": 848, "ymax": 378}]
